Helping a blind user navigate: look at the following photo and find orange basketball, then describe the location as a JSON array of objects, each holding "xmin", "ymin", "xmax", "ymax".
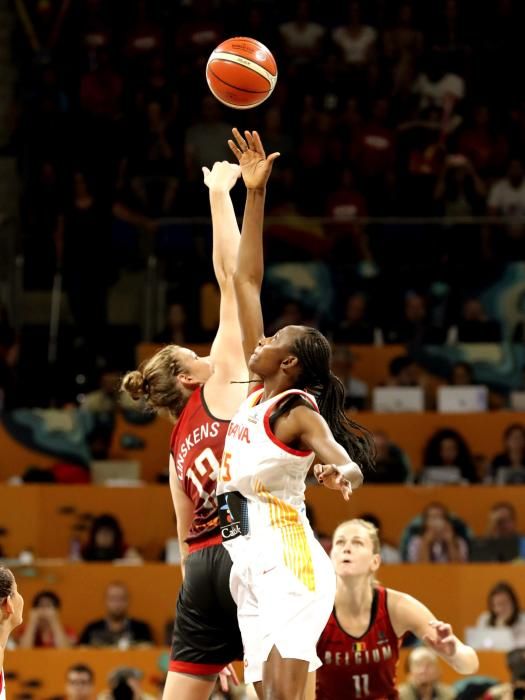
[{"xmin": 206, "ymin": 37, "xmax": 278, "ymax": 110}]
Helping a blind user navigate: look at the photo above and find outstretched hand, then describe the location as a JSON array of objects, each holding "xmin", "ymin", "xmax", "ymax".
[
  {"xmin": 423, "ymin": 621, "xmax": 457, "ymax": 658},
  {"xmin": 228, "ymin": 128, "xmax": 280, "ymax": 191},
  {"xmin": 314, "ymin": 464, "xmax": 352, "ymax": 501},
  {"xmin": 202, "ymin": 161, "xmax": 241, "ymax": 193}
]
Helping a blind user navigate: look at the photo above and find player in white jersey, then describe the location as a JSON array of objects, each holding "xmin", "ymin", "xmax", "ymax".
[
  {"xmin": 0, "ymin": 567, "xmax": 24, "ymax": 699},
  {"xmin": 217, "ymin": 129, "xmax": 375, "ymax": 700}
]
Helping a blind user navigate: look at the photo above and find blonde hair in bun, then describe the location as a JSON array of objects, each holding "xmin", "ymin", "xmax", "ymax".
[{"xmin": 121, "ymin": 345, "xmax": 187, "ymax": 419}]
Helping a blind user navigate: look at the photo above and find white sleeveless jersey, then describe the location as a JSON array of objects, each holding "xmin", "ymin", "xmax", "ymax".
[
  {"xmin": 218, "ymin": 387, "xmax": 319, "ymax": 590},
  {"xmin": 0, "ymin": 669, "xmax": 5, "ymax": 700}
]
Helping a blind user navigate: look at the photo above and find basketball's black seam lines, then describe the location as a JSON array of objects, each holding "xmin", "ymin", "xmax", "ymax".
[
  {"xmin": 208, "ymin": 66, "xmax": 270, "ymax": 94},
  {"xmin": 211, "ymin": 49, "xmax": 277, "ymax": 75}
]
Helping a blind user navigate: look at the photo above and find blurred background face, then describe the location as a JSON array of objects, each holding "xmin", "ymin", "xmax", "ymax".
[
  {"xmin": 35, "ymin": 594, "xmax": 58, "ymax": 610},
  {"xmin": 94, "ymin": 526, "xmax": 117, "ymax": 549},
  {"xmin": 439, "ymin": 437, "xmax": 459, "ymax": 464},
  {"xmin": 490, "ymin": 591, "xmax": 514, "ymax": 621},
  {"xmin": 451, "ymin": 364, "xmax": 472, "ymax": 385},
  {"xmin": 404, "ymin": 294, "xmax": 426, "ymax": 322},
  {"xmin": 506, "ymin": 427, "xmax": 525, "ymax": 451},
  {"xmin": 66, "ymin": 670, "xmax": 94, "ymax": 700},
  {"xmin": 409, "ymin": 652, "xmax": 440, "ymax": 688},
  {"xmin": 490, "ymin": 506, "xmax": 517, "ymax": 536},
  {"xmin": 105, "ymin": 585, "xmax": 128, "ymax": 619}
]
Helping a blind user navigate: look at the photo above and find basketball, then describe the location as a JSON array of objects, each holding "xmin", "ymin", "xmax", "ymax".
[{"xmin": 206, "ymin": 37, "xmax": 277, "ymax": 110}]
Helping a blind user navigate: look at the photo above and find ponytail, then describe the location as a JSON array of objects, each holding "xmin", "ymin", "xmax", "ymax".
[{"xmin": 291, "ymin": 328, "xmax": 375, "ymax": 471}]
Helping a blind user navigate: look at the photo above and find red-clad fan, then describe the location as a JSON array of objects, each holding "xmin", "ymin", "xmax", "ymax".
[
  {"xmin": 121, "ymin": 161, "xmax": 247, "ymax": 700},
  {"xmin": 311, "ymin": 519, "xmax": 479, "ymax": 700}
]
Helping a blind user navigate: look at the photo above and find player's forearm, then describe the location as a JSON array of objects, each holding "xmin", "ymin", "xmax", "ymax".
[
  {"xmin": 447, "ymin": 640, "xmax": 479, "ymax": 674},
  {"xmin": 235, "ymin": 188, "xmax": 266, "ymax": 289},
  {"xmin": 210, "ymin": 190, "xmax": 240, "ymax": 287}
]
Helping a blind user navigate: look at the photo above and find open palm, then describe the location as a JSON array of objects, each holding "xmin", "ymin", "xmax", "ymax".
[{"xmin": 228, "ymin": 128, "xmax": 280, "ymax": 190}]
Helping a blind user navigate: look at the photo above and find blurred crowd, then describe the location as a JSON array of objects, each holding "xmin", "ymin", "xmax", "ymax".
[{"xmin": 2, "ymin": 0, "xmax": 525, "ymax": 405}]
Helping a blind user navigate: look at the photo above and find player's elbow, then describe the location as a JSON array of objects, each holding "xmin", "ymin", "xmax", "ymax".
[{"xmin": 233, "ymin": 270, "xmax": 261, "ymax": 292}]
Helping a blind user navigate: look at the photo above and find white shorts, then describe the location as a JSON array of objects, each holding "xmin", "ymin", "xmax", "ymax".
[{"xmin": 229, "ymin": 535, "xmax": 336, "ymax": 684}]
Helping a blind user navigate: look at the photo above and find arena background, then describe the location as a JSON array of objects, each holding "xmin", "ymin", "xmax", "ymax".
[{"xmin": 1, "ymin": 0, "xmax": 525, "ymax": 697}]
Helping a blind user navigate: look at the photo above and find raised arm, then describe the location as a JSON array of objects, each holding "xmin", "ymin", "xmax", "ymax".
[
  {"xmin": 228, "ymin": 129, "xmax": 280, "ymax": 365},
  {"xmin": 389, "ymin": 589, "xmax": 479, "ymax": 675},
  {"xmin": 201, "ymin": 162, "xmax": 247, "ymax": 385}
]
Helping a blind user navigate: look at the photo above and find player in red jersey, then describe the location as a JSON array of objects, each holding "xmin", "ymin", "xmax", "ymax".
[
  {"xmin": 310, "ymin": 519, "xmax": 478, "ymax": 700},
  {"xmin": 122, "ymin": 161, "xmax": 248, "ymax": 700},
  {"xmin": 1, "ymin": 567, "xmax": 24, "ymax": 700}
]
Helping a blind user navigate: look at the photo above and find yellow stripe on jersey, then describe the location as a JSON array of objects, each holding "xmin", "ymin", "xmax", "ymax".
[{"xmin": 254, "ymin": 479, "xmax": 316, "ymax": 592}]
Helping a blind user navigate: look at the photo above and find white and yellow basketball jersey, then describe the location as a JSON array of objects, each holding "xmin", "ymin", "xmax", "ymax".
[{"xmin": 217, "ymin": 387, "xmax": 319, "ymax": 589}]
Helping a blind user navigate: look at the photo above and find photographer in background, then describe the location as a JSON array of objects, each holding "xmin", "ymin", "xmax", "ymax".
[{"xmin": 98, "ymin": 667, "xmax": 156, "ymax": 700}]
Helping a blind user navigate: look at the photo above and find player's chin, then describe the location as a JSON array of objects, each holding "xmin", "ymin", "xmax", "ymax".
[{"xmin": 248, "ymin": 354, "xmax": 263, "ymax": 373}]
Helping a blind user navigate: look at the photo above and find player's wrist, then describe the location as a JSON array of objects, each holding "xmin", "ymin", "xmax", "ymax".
[{"xmin": 336, "ymin": 461, "xmax": 362, "ymax": 484}]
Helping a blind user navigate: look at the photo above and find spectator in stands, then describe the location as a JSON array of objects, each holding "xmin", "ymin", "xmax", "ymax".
[
  {"xmin": 63, "ymin": 171, "xmax": 111, "ymax": 356},
  {"xmin": 358, "ymin": 512, "xmax": 401, "ymax": 563},
  {"xmin": 366, "ymin": 431, "xmax": 409, "ymax": 483},
  {"xmin": 458, "ymin": 105, "xmax": 509, "ymax": 179},
  {"xmin": 487, "ymin": 159, "xmax": 525, "ymax": 263},
  {"xmin": 16, "ymin": 590, "xmax": 76, "ymax": 648},
  {"xmin": 184, "ymin": 96, "xmax": 233, "ymax": 175},
  {"xmin": 475, "ymin": 582, "xmax": 525, "ymax": 647},
  {"xmin": 354, "ymin": 98, "xmax": 396, "ymax": 213},
  {"xmin": 332, "ymin": 1, "xmax": 377, "ymax": 68},
  {"xmin": 389, "ymin": 291, "xmax": 446, "ymax": 345},
  {"xmin": 399, "ymin": 647, "xmax": 455, "ymax": 700},
  {"xmin": 80, "ymin": 369, "xmax": 124, "ymax": 460},
  {"xmin": 325, "ymin": 169, "xmax": 375, "ymax": 273},
  {"xmin": 484, "ymin": 648, "xmax": 525, "ymax": 700},
  {"xmin": 406, "ymin": 502, "xmax": 470, "ymax": 562},
  {"xmin": 332, "ymin": 292, "xmax": 377, "ymax": 344},
  {"xmin": 82, "ymin": 514, "xmax": 129, "ymax": 562},
  {"xmin": 383, "ymin": 2, "xmax": 423, "ymax": 95},
  {"xmin": 434, "ymin": 155, "xmax": 487, "ymax": 218},
  {"xmin": 486, "ymin": 503, "xmax": 520, "ymax": 540},
  {"xmin": 490, "ymin": 425, "xmax": 525, "ymax": 483},
  {"xmin": 127, "ymin": 100, "xmax": 180, "ymax": 217},
  {"xmin": 64, "ymin": 663, "xmax": 95, "ymax": 700},
  {"xmin": 78, "ymin": 581, "xmax": 153, "ymax": 647},
  {"xmin": 386, "ymin": 354, "xmax": 421, "ymax": 387},
  {"xmin": 450, "ymin": 361, "xmax": 474, "ymax": 386},
  {"xmin": 451, "ymin": 297, "xmax": 502, "ymax": 343},
  {"xmin": 79, "ymin": 47, "xmax": 123, "ymax": 120},
  {"xmin": 422, "ymin": 427, "xmax": 478, "ymax": 483},
  {"xmin": 98, "ymin": 666, "xmax": 156, "ymax": 700},
  {"xmin": 278, "ymin": 1, "xmax": 325, "ymax": 67},
  {"xmin": 153, "ymin": 302, "xmax": 188, "ymax": 345},
  {"xmin": 330, "ymin": 346, "xmax": 369, "ymax": 410},
  {"xmin": 266, "ymin": 300, "xmax": 309, "ymax": 336}
]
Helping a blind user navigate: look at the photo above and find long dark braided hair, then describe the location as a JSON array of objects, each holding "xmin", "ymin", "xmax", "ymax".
[{"xmin": 291, "ymin": 328, "xmax": 375, "ymax": 470}]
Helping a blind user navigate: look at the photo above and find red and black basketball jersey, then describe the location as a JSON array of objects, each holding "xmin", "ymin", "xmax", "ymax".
[
  {"xmin": 170, "ymin": 387, "xmax": 229, "ymax": 552},
  {"xmin": 316, "ymin": 586, "xmax": 401, "ymax": 700}
]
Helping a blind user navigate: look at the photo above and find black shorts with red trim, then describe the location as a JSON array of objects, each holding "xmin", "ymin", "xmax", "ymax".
[{"xmin": 169, "ymin": 542, "xmax": 243, "ymax": 675}]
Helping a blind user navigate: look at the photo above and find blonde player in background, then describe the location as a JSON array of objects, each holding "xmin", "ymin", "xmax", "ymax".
[
  {"xmin": 0, "ymin": 567, "xmax": 24, "ymax": 698},
  {"xmin": 312, "ymin": 519, "xmax": 479, "ymax": 700}
]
